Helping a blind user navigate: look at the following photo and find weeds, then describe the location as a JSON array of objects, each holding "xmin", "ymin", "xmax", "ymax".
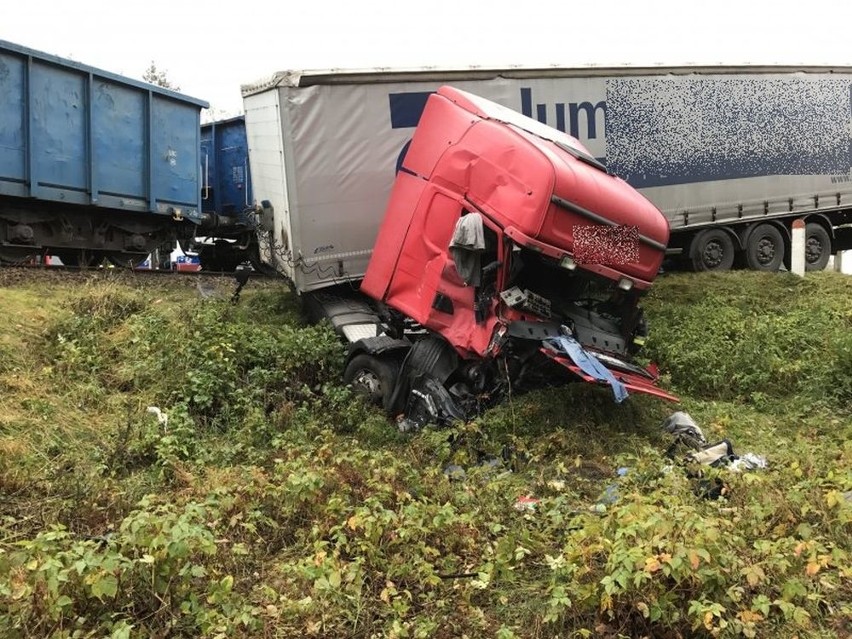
[{"xmin": 0, "ymin": 272, "xmax": 850, "ymax": 637}]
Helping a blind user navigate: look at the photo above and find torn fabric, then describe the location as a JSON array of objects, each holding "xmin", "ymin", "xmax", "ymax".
[{"xmin": 449, "ymin": 212, "xmax": 485, "ymax": 286}]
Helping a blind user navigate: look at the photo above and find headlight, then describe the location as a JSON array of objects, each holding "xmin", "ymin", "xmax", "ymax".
[{"xmin": 617, "ymin": 277, "xmax": 634, "ymax": 291}]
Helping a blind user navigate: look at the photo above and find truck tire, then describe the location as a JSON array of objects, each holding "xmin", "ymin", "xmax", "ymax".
[
  {"xmin": 744, "ymin": 224, "xmax": 785, "ymax": 271},
  {"xmin": 805, "ymin": 223, "xmax": 831, "ymax": 271},
  {"xmin": 343, "ymin": 354, "xmax": 399, "ymax": 413},
  {"xmin": 690, "ymin": 229, "xmax": 735, "ymax": 272}
]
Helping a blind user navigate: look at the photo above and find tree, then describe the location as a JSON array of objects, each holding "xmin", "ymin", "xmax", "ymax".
[{"xmin": 142, "ymin": 61, "xmax": 180, "ymax": 91}]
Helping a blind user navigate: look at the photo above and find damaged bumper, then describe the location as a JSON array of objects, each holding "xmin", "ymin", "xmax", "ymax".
[{"xmin": 540, "ymin": 344, "xmax": 679, "ymax": 403}]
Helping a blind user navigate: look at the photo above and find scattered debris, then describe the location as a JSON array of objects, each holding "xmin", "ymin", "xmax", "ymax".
[
  {"xmin": 597, "ymin": 467, "xmax": 630, "ymax": 507},
  {"xmin": 443, "ymin": 464, "xmax": 466, "ymax": 481},
  {"xmin": 662, "ymin": 411, "xmax": 767, "ymax": 471},
  {"xmin": 146, "ymin": 406, "xmax": 169, "ymax": 431},
  {"xmin": 514, "ymin": 495, "xmax": 541, "ymax": 511},
  {"xmin": 662, "ymin": 411, "xmax": 706, "ymax": 453},
  {"xmin": 661, "ymin": 411, "xmax": 768, "ymax": 500},
  {"xmin": 230, "ymin": 264, "xmax": 252, "ymax": 305},
  {"xmin": 729, "ymin": 452, "xmax": 768, "ymax": 472}
]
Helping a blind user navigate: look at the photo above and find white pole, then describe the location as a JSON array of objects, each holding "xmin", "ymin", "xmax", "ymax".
[
  {"xmin": 791, "ymin": 219, "xmax": 805, "ymax": 277},
  {"xmin": 835, "ymin": 250, "xmax": 845, "ymax": 273}
]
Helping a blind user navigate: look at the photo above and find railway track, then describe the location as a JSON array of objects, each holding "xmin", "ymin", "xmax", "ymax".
[{"xmin": 0, "ymin": 262, "xmax": 282, "ymax": 291}]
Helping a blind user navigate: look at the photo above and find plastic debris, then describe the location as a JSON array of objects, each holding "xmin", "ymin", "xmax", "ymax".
[
  {"xmin": 514, "ymin": 495, "xmax": 540, "ymax": 511},
  {"xmin": 662, "ymin": 411, "xmax": 706, "ymax": 452},
  {"xmin": 146, "ymin": 406, "xmax": 169, "ymax": 431},
  {"xmin": 443, "ymin": 464, "xmax": 466, "ymax": 481},
  {"xmin": 728, "ymin": 452, "xmax": 768, "ymax": 472},
  {"xmin": 597, "ymin": 467, "xmax": 630, "ymax": 506},
  {"xmin": 661, "ymin": 411, "xmax": 768, "ymax": 500}
]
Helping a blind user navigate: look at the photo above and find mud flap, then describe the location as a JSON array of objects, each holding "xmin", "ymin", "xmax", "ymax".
[
  {"xmin": 388, "ymin": 336, "xmax": 459, "ymax": 415},
  {"xmin": 397, "ymin": 374, "xmax": 468, "ymax": 431}
]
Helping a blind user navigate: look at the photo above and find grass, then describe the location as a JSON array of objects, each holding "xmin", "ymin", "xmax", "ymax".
[{"xmin": 0, "ymin": 270, "xmax": 849, "ymax": 638}]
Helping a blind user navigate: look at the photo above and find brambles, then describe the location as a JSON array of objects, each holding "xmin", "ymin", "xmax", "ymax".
[
  {"xmin": 0, "ymin": 272, "xmax": 850, "ymax": 637},
  {"xmin": 643, "ymin": 271, "xmax": 852, "ymax": 407}
]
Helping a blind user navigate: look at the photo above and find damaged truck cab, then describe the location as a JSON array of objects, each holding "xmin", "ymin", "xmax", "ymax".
[{"xmin": 351, "ymin": 86, "xmax": 676, "ymax": 426}]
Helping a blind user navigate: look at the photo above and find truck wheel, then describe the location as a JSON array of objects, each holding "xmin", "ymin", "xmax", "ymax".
[
  {"xmin": 745, "ymin": 224, "xmax": 784, "ymax": 271},
  {"xmin": 690, "ymin": 229, "xmax": 734, "ymax": 272},
  {"xmin": 805, "ymin": 223, "xmax": 831, "ymax": 271},
  {"xmin": 343, "ymin": 354, "xmax": 399, "ymax": 412}
]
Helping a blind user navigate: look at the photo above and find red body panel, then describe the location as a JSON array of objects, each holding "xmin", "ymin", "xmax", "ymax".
[
  {"xmin": 360, "ymin": 171, "xmax": 501, "ymax": 358},
  {"xmin": 361, "ymin": 85, "xmax": 675, "ymax": 400},
  {"xmin": 541, "ymin": 350, "xmax": 680, "ymax": 403}
]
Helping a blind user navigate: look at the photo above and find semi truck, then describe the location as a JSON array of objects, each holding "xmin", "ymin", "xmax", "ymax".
[
  {"xmin": 242, "ymin": 77, "xmax": 685, "ymax": 422},
  {"xmin": 242, "ymin": 65, "xmax": 852, "ymax": 283},
  {"xmin": 241, "ymin": 65, "xmax": 852, "ymax": 420}
]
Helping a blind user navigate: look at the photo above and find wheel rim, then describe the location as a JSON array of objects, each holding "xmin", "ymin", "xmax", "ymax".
[
  {"xmin": 703, "ymin": 240, "xmax": 725, "ymax": 268},
  {"xmin": 805, "ymin": 236, "xmax": 823, "ymax": 264},
  {"xmin": 352, "ymin": 368, "xmax": 382, "ymax": 397},
  {"xmin": 755, "ymin": 236, "xmax": 776, "ymax": 265}
]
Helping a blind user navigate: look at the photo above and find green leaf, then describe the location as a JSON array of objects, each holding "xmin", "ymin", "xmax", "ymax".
[
  {"xmin": 91, "ymin": 573, "xmax": 119, "ymax": 600},
  {"xmin": 110, "ymin": 620, "xmax": 133, "ymax": 639},
  {"xmin": 328, "ymin": 570, "xmax": 341, "ymax": 589}
]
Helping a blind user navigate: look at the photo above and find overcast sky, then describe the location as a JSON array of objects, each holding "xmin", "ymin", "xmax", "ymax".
[{"xmin": 3, "ymin": 0, "xmax": 852, "ymax": 116}]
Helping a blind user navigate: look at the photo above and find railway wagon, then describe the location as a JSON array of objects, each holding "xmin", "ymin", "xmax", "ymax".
[
  {"xmin": 0, "ymin": 39, "xmax": 208, "ymax": 266},
  {"xmin": 196, "ymin": 116, "xmax": 257, "ymax": 271}
]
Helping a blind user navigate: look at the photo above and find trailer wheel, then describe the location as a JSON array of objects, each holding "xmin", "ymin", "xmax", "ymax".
[
  {"xmin": 745, "ymin": 224, "xmax": 784, "ymax": 271},
  {"xmin": 805, "ymin": 223, "xmax": 831, "ymax": 271},
  {"xmin": 690, "ymin": 229, "xmax": 734, "ymax": 272},
  {"xmin": 343, "ymin": 354, "xmax": 399, "ymax": 412}
]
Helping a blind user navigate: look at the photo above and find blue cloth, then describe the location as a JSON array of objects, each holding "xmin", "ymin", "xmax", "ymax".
[{"xmin": 545, "ymin": 335, "xmax": 629, "ymax": 403}]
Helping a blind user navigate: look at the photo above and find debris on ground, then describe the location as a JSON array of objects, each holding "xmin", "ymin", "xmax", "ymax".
[
  {"xmin": 662, "ymin": 411, "xmax": 768, "ymax": 471},
  {"xmin": 513, "ymin": 495, "xmax": 541, "ymax": 511},
  {"xmin": 146, "ymin": 406, "xmax": 169, "ymax": 431},
  {"xmin": 661, "ymin": 411, "xmax": 768, "ymax": 500},
  {"xmin": 596, "ymin": 467, "xmax": 630, "ymax": 508}
]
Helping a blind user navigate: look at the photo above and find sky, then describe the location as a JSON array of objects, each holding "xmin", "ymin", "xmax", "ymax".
[{"xmin": 3, "ymin": 0, "xmax": 852, "ymax": 117}]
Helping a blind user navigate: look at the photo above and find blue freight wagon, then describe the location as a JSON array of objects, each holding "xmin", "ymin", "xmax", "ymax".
[
  {"xmin": 0, "ymin": 39, "xmax": 208, "ymax": 266},
  {"xmin": 195, "ymin": 116, "xmax": 258, "ymax": 270}
]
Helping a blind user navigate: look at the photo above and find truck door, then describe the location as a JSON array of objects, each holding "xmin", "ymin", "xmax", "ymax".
[{"xmin": 382, "ymin": 184, "xmax": 501, "ymax": 356}]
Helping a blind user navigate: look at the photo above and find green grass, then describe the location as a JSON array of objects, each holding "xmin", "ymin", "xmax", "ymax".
[{"xmin": 0, "ymin": 271, "xmax": 849, "ymax": 638}]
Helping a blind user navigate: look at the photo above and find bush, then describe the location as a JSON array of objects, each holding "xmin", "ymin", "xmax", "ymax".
[
  {"xmin": 49, "ymin": 288, "xmax": 346, "ymax": 430},
  {"xmin": 2, "ymin": 272, "xmax": 850, "ymax": 638},
  {"xmin": 643, "ymin": 272, "xmax": 852, "ymax": 407}
]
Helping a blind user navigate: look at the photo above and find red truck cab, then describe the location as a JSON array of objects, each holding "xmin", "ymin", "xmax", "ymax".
[{"xmin": 355, "ymin": 86, "xmax": 675, "ymax": 425}]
